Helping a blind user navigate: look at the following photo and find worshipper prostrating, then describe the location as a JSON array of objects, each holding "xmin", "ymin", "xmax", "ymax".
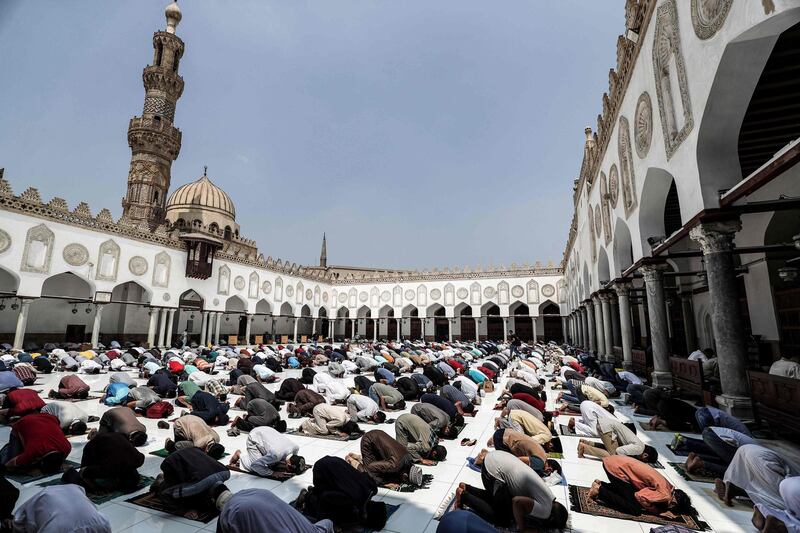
[
  {"xmin": 230, "ymin": 398, "xmax": 287, "ymax": 433},
  {"xmin": 751, "ymin": 476, "xmax": 800, "ymax": 533},
  {"xmin": 151, "ymin": 446, "xmax": 233, "ymax": 520},
  {"xmin": 47, "ymin": 374, "xmax": 90, "ymax": 400},
  {"xmin": 674, "ymin": 426, "xmax": 756, "ymax": 477},
  {"xmin": 716, "ymin": 444, "xmax": 800, "ymax": 509},
  {"xmin": 228, "ymin": 426, "xmax": 305, "ymax": 477},
  {"xmin": 478, "ymin": 428, "xmax": 561, "ymax": 478},
  {"xmin": 368, "ymin": 383, "xmax": 406, "ymax": 410},
  {"xmin": 346, "ymin": 393, "xmax": 386, "ymax": 424},
  {"xmin": 12, "ymin": 484, "xmax": 111, "ymax": 533},
  {"xmin": 186, "ymin": 390, "xmax": 230, "ymax": 426},
  {"xmin": 217, "ymin": 488, "xmax": 333, "ymax": 533},
  {"xmin": 436, "ymin": 509, "xmax": 498, "ymax": 533},
  {"xmin": 411, "ymin": 402, "xmax": 463, "ymax": 438},
  {"xmin": 577, "ymin": 417, "xmax": 658, "ymax": 464},
  {"xmin": 589, "ymin": 455, "xmax": 696, "ymax": 517},
  {"xmin": 40, "ymin": 401, "xmax": 89, "ymax": 435},
  {"xmin": 300, "ymin": 404, "xmax": 360, "ymax": 438},
  {"xmin": 394, "ymin": 413, "xmax": 448, "ymax": 465},
  {"xmin": 89, "ymin": 405, "xmax": 148, "ymax": 446},
  {"xmin": 294, "ymin": 456, "xmax": 386, "ymax": 530},
  {"xmin": 166, "ymin": 414, "xmax": 226, "ymax": 458},
  {"xmin": 0, "ymin": 388, "xmax": 45, "ymax": 423},
  {"xmin": 1, "ymin": 412, "xmax": 71, "ymax": 474},
  {"xmin": 454, "ymin": 450, "xmax": 568, "ymax": 530},
  {"xmin": 287, "ymin": 388, "xmax": 326, "ymax": 418},
  {"xmin": 346, "ymin": 429, "xmax": 423, "ymax": 489},
  {"xmin": 62, "ymin": 431, "xmax": 145, "ymax": 493}
]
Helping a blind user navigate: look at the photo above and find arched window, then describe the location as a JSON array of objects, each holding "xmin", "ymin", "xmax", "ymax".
[
  {"xmin": 209, "ymin": 223, "xmax": 219, "ymax": 234},
  {"xmin": 224, "ymin": 226, "xmax": 232, "ymax": 240},
  {"xmin": 155, "ymin": 42, "xmax": 163, "ymax": 67}
]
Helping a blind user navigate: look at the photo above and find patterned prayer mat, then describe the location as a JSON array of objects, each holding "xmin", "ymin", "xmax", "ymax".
[
  {"xmin": 667, "ymin": 444, "xmax": 690, "ymax": 457},
  {"xmin": 559, "ymin": 424, "xmax": 577, "ymax": 436},
  {"xmin": 700, "ymin": 487, "xmax": 753, "ymax": 510},
  {"xmin": 382, "ymin": 474, "xmax": 434, "ymax": 492},
  {"xmin": 668, "ymin": 462, "xmax": 716, "ymax": 483},
  {"xmin": 149, "ymin": 448, "xmax": 230, "ymax": 458},
  {"xmin": 228, "ymin": 463, "xmax": 311, "ymax": 481},
  {"xmin": 434, "ymin": 492, "xmax": 456, "ymax": 520},
  {"xmin": 39, "ymin": 475, "xmax": 154, "ymax": 505},
  {"xmin": 126, "ymin": 490, "xmax": 217, "ymax": 523},
  {"xmin": 290, "ymin": 501, "xmax": 401, "ymax": 533},
  {"xmin": 568, "ymin": 485, "xmax": 710, "ymax": 531},
  {"xmin": 6, "ymin": 460, "xmax": 81, "ymax": 485},
  {"xmin": 286, "ymin": 429, "xmax": 362, "ymax": 441},
  {"xmin": 60, "ymin": 395, "xmax": 103, "ymax": 403}
]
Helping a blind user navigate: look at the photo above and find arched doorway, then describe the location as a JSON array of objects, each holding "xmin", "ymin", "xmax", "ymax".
[
  {"xmin": 379, "ymin": 306, "xmax": 396, "ymax": 341},
  {"xmin": 336, "ymin": 307, "xmax": 350, "ymax": 341},
  {"xmin": 539, "ymin": 301, "xmax": 563, "ymax": 343},
  {"xmin": 317, "ymin": 307, "xmax": 329, "ymax": 341},
  {"xmin": 357, "ymin": 306, "xmax": 372, "ymax": 340},
  {"xmin": 484, "ymin": 304, "xmax": 502, "ymax": 341},
  {"xmin": 103, "ymin": 281, "xmax": 152, "ymax": 346},
  {"xmin": 403, "ymin": 305, "xmax": 421, "ymax": 340},
  {"xmin": 456, "ymin": 303, "xmax": 475, "ymax": 341},
  {"xmin": 428, "ymin": 304, "xmax": 447, "ymax": 341},
  {"xmin": 29, "ymin": 272, "xmax": 94, "ymax": 346},
  {"xmin": 510, "ymin": 303, "xmax": 532, "ymax": 342},
  {"xmin": 255, "ymin": 299, "xmax": 272, "ymax": 343}
]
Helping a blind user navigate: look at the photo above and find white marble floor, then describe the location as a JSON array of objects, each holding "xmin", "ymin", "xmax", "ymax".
[{"xmin": 1, "ymin": 361, "xmax": 759, "ymax": 533}]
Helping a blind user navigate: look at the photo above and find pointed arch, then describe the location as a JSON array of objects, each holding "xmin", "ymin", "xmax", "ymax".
[
  {"xmin": 225, "ymin": 295, "xmax": 247, "ymax": 313},
  {"xmin": 255, "ymin": 299, "xmax": 272, "ymax": 314}
]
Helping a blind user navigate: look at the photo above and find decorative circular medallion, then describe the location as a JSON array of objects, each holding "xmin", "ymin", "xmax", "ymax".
[
  {"xmin": 634, "ymin": 92, "xmax": 653, "ymax": 159},
  {"xmin": 62, "ymin": 243, "xmax": 89, "ymax": 267},
  {"xmin": 542, "ymin": 284, "xmax": 555, "ymax": 298},
  {"xmin": 691, "ymin": 0, "xmax": 733, "ymax": 40},
  {"xmin": 234, "ymin": 276, "xmax": 245, "ymax": 290},
  {"xmin": 404, "ymin": 289, "xmax": 415, "ymax": 301},
  {"xmin": 0, "ymin": 229, "xmax": 10, "ymax": 254},
  {"xmin": 262, "ymin": 281, "xmax": 272, "ymax": 294},
  {"xmin": 338, "ymin": 292, "xmax": 348, "ymax": 304},
  {"xmin": 380, "ymin": 291, "xmax": 391, "ymax": 303},
  {"xmin": 609, "ymin": 165, "xmax": 620, "ymax": 208},
  {"xmin": 594, "ymin": 207, "xmax": 602, "ymax": 237},
  {"xmin": 322, "ymin": 292, "xmax": 329, "ymax": 302},
  {"xmin": 587, "ymin": 204, "xmax": 594, "ymax": 237},
  {"xmin": 358, "ymin": 291, "xmax": 367, "ymax": 303},
  {"xmin": 285, "ymin": 285, "xmax": 294, "ymax": 297},
  {"xmin": 456, "ymin": 288, "xmax": 468, "ymax": 299},
  {"xmin": 163, "ymin": 293, "xmax": 171, "ymax": 302},
  {"xmin": 128, "ymin": 256, "xmax": 148, "ymax": 276},
  {"xmin": 305, "ymin": 289, "xmax": 313, "ymax": 300},
  {"xmin": 430, "ymin": 289, "xmax": 442, "ymax": 300},
  {"xmin": 511, "ymin": 285, "xmax": 524, "ymax": 298},
  {"xmin": 483, "ymin": 287, "xmax": 496, "ymax": 299},
  {"xmin": 213, "ymin": 298, "xmax": 220, "ymax": 306}
]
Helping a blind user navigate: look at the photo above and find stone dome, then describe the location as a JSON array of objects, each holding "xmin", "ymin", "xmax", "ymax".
[{"xmin": 166, "ymin": 172, "xmax": 236, "ymax": 219}]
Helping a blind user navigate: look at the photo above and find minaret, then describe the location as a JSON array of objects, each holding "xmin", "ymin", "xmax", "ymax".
[
  {"xmin": 319, "ymin": 233, "xmax": 328, "ymax": 268},
  {"xmin": 121, "ymin": 1, "xmax": 185, "ymax": 226}
]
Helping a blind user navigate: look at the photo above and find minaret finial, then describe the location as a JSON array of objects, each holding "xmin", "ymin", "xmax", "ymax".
[
  {"xmin": 203, "ymin": 165, "xmax": 207, "ymax": 176},
  {"xmin": 320, "ymin": 233, "xmax": 328, "ymax": 268},
  {"xmin": 165, "ymin": 1, "xmax": 181, "ymax": 34}
]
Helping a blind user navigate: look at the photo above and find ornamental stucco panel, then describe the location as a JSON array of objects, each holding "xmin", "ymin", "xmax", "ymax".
[
  {"xmin": 95, "ymin": 239, "xmax": 121, "ymax": 282},
  {"xmin": 0, "ymin": 228, "xmax": 10, "ymax": 255},
  {"xmin": 274, "ymin": 277, "xmax": 283, "ymax": 301},
  {"xmin": 417, "ymin": 284, "xmax": 427, "ymax": 307},
  {"xmin": 21, "ymin": 223, "xmax": 54, "ymax": 274},
  {"xmin": 618, "ymin": 116, "xmax": 638, "ymax": 218},
  {"xmin": 314, "ymin": 286, "xmax": 321, "ymax": 306},
  {"xmin": 691, "ymin": 0, "xmax": 733, "ymax": 39},
  {"xmin": 443, "ymin": 283, "xmax": 455, "ymax": 306},
  {"xmin": 526, "ymin": 280, "xmax": 539, "ymax": 304},
  {"xmin": 370, "ymin": 287, "xmax": 379, "ymax": 307},
  {"xmin": 348, "ymin": 288, "xmax": 357, "ymax": 308},
  {"xmin": 152, "ymin": 251, "xmax": 170, "ymax": 288},
  {"xmin": 634, "ymin": 92, "xmax": 653, "ymax": 159},
  {"xmin": 63, "ymin": 243, "xmax": 89, "ymax": 267},
  {"xmin": 295, "ymin": 282, "xmax": 303, "ymax": 304},
  {"xmin": 248, "ymin": 272, "xmax": 259, "ymax": 299},
  {"xmin": 393, "ymin": 285, "xmax": 402, "ymax": 307},
  {"xmin": 217, "ymin": 264, "xmax": 230, "ymax": 295},
  {"xmin": 470, "ymin": 282, "xmax": 482, "ymax": 305},
  {"xmin": 498, "ymin": 281, "xmax": 509, "ymax": 305}
]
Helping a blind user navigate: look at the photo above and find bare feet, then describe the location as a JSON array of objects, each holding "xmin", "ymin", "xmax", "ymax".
[
  {"xmin": 685, "ymin": 453, "xmax": 704, "ymax": 474},
  {"xmin": 588, "ymin": 480, "xmax": 601, "ymax": 500},
  {"xmin": 454, "ymin": 483, "xmax": 466, "ymax": 509},
  {"xmin": 184, "ymin": 510, "xmax": 200, "ymax": 520},
  {"xmin": 763, "ymin": 515, "xmax": 789, "ymax": 533},
  {"xmin": 577, "ymin": 442, "xmax": 586, "ymax": 459},
  {"xmin": 567, "ymin": 417, "xmax": 576, "ymax": 430},
  {"xmin": 228, "ymin": 450, "xmax": 241, "ymax": 467},
  {"xmin": 475, "ymin": 449, "xmax": 488, "ymax": 466},
  {"xmin": 714, "ymin": 479, "xmax": 734, "ymax": 506},
  {"xmin": 752, "ymin": 506, "xmax": 766, "ymax": 531}
]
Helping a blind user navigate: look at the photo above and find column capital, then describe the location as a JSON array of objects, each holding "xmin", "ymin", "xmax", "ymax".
[
  {"xmin": 640, "ymin": 261, "xmax": 668, "ymax": 282},
  {"xmin": 689, "ymin": 218, "xmax": 741, "ymax": 254},
  {"xmin": 598, "ymin": 291, "xmax": 614, "ymax": 303},
  {"xmin": 613, "ymin": 281, "xmax": 633, "ymax": 297}
]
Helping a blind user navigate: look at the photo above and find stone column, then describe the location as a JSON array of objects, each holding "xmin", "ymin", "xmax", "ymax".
[
  {"xmin": 447, "ymin": 318, "xmax": 454, "ymax": 342},
  {"xmin": 600, "ymin": 293, "xmax": 614, "ymax": 361},
  {"xmin": 12, "ymin": 299, "xmax": 33, "ymax": 351},
  {"xmin": 396, "ymin": 318, "xmax": 401, "ymax": 342},
  {"xmin": 614, "ymin": 282, "xmax": 634, "ymax": 371},
  {"xmin": 561, "ymin": 316, "xmax": 568, "ymax": 344},
  {"xmin": 199, "ymin": 311, "xmax": 208, "ymax": 346},
  {"xmin": 147, "ymin": 307, "xmax": 159, "ymax": 348},
  {"xmin": 680, "ymin": 291, "xmax": 697, "ymax": 354},
  {"xmin": 373, "ymin": 319, "xmax": 378, "ymax": 342},
  {"xmin": 89, "ymin": 304, "xmax": 105, "ymax": 348},
  {"xmin": 157, "ymin": 308, "xmax": 168, "ymax": 348},
  {"xmin": 502, "ymin": 318, "xmax": 508, "ymax": 343},
  {"xmin": 351, "ymin": 319, "xmax": 355, "ymax": 339},
  {"xmin": 245, "ymin": 314, "xmax": 252, "ymax": 346},
  {"xmin": 473, "ymin": 318, "xmax": 480, "ymax": 342},
  {"xmin": 312, "ymin": 318, "xmax": 317, "ymax": 341},
  {"xmin": 205, "ymin": 312, "xmax": 215, "ymax": 345},
  {"xmin": 532, "ymin": 317, "xmax": 538, "ymax": 343},
  {"xmin": 293, "ymin": 317, "xmax": 299, "ymax": 343},
  {"xmin": 641, "ymin": 263, "xmax": 672, "ymax": 387},
  {"xmin": 584, "ymin": 301, "xmax": 596, "ymax": 352},
  {"xmin": 164, "ymin": 308, "xmax": 176, "ymax": 348},
  {"xmin": 580, "ymin": 306, "xmax": 589, "ymax": 349},
  {"xmin": 593, "ymin": 296, "xmax": 605, "ymax": 359},
  {"xmin": 214, "ymin": 312, "xmax": 222, "ymax": 345},
  {"xmin": 610, "ymin": 296, "xmax": 621, "ymax": 348},
  {"xmin": 690, "ymin": 219, "xmax": 751, "ymax": 416}
]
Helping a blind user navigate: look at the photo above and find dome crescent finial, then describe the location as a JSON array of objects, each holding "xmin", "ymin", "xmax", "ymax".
[{"xmin": 165, "ymin": 1, "xmax": 181, "ymax": 34}]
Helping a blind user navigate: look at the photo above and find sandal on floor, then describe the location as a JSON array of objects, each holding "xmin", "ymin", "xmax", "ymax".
[{"xmin": 461, "ymin": 439, "xmax": 477, "ymax": 447}]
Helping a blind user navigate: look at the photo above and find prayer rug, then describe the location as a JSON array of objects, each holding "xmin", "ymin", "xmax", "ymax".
[
  {"xmin": 434, "ymin": 492, "xmax": 456, "ymax": 520},
  {"xmin": 6, "ymin": 460, "xmax": 81, "ymax": 485},
  {"xmin": 149, "ymin": 448, "xmax": 229, "ymax": 458},
  {"xmin": 668, "ymin": 462, "xmax": 717, "ymax": 484},
  {"xmin": 365, "ymin": 418, "xmax": 396, "ymax": 425},
  {"xmin": 63, "ymin": 395, "xmax": 103, "ymax": 403},
  {"xmin": 639, "ymin": 421, "xmax": 672, "ymax": 432},
  {"xmin": 290, "ymin": 501, "xmax": 401, "ymax": 533},
  {"xmin": 667, "ymin": 444, "xmax": 690, "ymax": 457},
  {"xmin": 125, "ymin": 490, "xmax": 218, "ymax": 523},
  {"xmin": 547, "ymin": 452, "xmax": 564, "ymax": 459},
  {"xmin": 559, "ymin": 424, "xmax": 578, "ymax": 437},
  {"xmin": 228, "ymin": 463, "xmax": 311, "ymax": 481},
  {"xmin": 700, "ymin": 487, "xmax": 753, "ymax": 511},
  {"xmin": 568, "ymin": 485, "xmax": 711, "ymax": 531},
  {"xmin": 439, "ymin": 424, "xmax": 466, "ymax": 440},
  {"xmin": 466, "ymin": 457, "xmax": 481, "ymax": 473},
  {"xmin": 383, "ymin": 474, "xmax": 434, "ymax": 492},
  {"xmin": 38, "ymin": 475, "xmax": 154, "ymax": 505},
  {"xmin": 286, "ymin": 429, "xmax": 362, "ymax": 441}
]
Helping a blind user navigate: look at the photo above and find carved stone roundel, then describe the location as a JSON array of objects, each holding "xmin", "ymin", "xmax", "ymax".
[
  {"xmin": 428, "ymin": 289, "xmax": 440, "ymax": 300},
  {"xmin": 63, "ymin": 243, "xmax": 89, "ymax": 267},
  {"xmin": 511, "ymin": 285, "xmax": 524, "ymax": 298},
  {"xmin": 609, "ymin": 165, "xmax": 620, "ymax": 208},
  {"xmin": 456, "ymin": 288, "xmax": 468, "ymax": 299},
  {"xmin": 262, "ymin": 281, "xmax": 272, "ymax": 294},
  {"xmin": 594, "ymin": 207, "xmax": 602, "ymax": 237},
  {"xmin": 542, "ymin": 284, "xmax": 556, "ymax": 298},
  {"xmin": 405, "ymin": 289, "xmax": 415, "ymax": 301},
  {"xmin": 128, "ymin": 256, "xmax": 148, "ymax": 276},
  {"xmin": 305, "ymin": 289, "xmax": 313, "ymax": 300},
  {"xmin": 322, "ymin": 292, "xmax": 329, "ymax": 302},
  {"xmin": 380, "ymin": 291, "xmax": 391, "ymax": 303},
  {"xmin": 691, "ymin": 0, "xmax": 733, "ymax": 40},
  {"xmin": 0, "ymin": 229, "xmax": 10, "ymax": 254},
  {"xmin": 163, "ymin": 293, "xmax": 171, "ymax": 302},
  {"xmin": 634, "ymin": 92, "xmax": 653, "ymax": 158},
  {"xmin": 359, "ymin": 291, "xmax": 368, "ymax": 303},
  {"xmin": 234, "ymin": 276, "xmax": 246, "ymax": 290},
  {"xmin": 285, "ymin": 285, "xmax": 294, "ymax": 297},
  {"xmin": 483, "ymin": 286, "xmax": 496, "ymax": 299},
  {"xmin": 213, "ymin": 298, "xmax": 220, "ymax": 306},
  {"xmin": 338, "ymin": 292, "xmax": 348, "ymax": 304}
]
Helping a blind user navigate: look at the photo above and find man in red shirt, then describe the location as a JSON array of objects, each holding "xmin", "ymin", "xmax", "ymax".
[
  {"xmin": 0, "ymin": 388, "xmax": 45, "ymax": 423},
  {"xmin": 1, "ymin": 413, "xmax": 71, "ymax": 474}
]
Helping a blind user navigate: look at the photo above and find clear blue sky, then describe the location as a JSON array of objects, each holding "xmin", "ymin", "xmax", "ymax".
[{"xmin": 0, "ymin": 1, "xmax": 622, "ymax": 270}]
